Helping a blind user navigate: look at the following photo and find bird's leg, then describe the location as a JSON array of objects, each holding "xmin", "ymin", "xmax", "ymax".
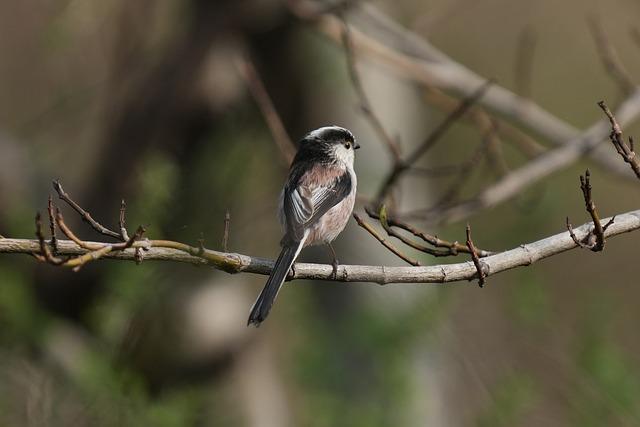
[
  {"xmin": 325, "ymin": 243, "xmax": 339, "ymax": 280},
  {"xmin": 289, "ymin": 263, "xmax": 296, "ymax": 279}
]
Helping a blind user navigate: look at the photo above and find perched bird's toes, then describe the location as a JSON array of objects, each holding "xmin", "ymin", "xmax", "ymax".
[
  {"xmin": 331, "ymin": 259, "xmax": 339, "ymax": 280},
  {"xmin": 288, "ymin": 263, "xmax": 296, "ymax": 279}
]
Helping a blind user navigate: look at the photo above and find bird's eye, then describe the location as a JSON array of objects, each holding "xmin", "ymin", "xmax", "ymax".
[{"xmin": 344, "ymin": 141, "xmax": 351, "ymax": 149}]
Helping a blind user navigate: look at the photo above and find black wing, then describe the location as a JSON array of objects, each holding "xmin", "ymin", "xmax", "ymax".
[{"xmin": 282, "ymin": 170, "xmax": 352, "ymax": 243}]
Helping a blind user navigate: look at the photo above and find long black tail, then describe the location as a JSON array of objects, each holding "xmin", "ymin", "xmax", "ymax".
[{"xmin": 248, "ymin": 241, "xmax": 303, "ymax": 326}]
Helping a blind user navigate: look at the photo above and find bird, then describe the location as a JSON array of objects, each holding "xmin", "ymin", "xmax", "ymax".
[{"xmin": 248, "ymin": 126, "xmax": 360, "ymax": 326}]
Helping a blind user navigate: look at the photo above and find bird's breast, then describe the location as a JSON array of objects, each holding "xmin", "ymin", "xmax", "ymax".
[{"xmin": 305, "ymin": 169, "xmax": 356, "ymax": 247}]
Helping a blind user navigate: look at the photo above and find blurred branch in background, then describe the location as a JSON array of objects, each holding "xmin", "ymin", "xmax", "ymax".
[
  {"xmin": 588, "ymin": 17, "xmax": 636, "ymax": 97},
  {"xmin": 291, "ymin": 0, "xmax": 640, "ymax": 180},
  {"xmin": 238, "ymin": 55, "xmax": 296, "ymax": 165},
  {"xmin": 400, "ymin": 93, "xmax": 640, "ymax": 225}
]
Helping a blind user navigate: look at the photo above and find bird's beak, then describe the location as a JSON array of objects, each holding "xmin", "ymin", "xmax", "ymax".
[{"xmin": 354, "ymin": 142, "xmax": 361, "ymax": 150}]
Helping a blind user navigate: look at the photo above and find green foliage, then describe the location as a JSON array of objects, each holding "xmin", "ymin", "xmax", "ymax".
[
  {"xmin": 507, "ymin": 271, "xmax": 550, "ymax": 328},
  {"xmin": 289, "ymin": 286, "xmax": 451, "ymax": 427},
  {"xmin": 476, "ymin": 373, "xmax": 536, "ymax": 427},
  {"xmin": 571, "ymin": 296, "xmax": 640, "ymax": 426},
  {"xmin": 0, "ymin": 260, "xmax": 47, "ymax": 344}
]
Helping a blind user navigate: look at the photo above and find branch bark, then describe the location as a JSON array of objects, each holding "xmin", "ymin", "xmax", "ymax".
[{"xmin": 4, "ymin": 209, "xmax": 639, "ymax": 284}]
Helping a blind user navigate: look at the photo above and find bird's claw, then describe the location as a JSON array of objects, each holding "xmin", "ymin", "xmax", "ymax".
[
  {"xmin": 331, "ymin": 258, "xmax": 339, "ymax": 280},
  {"xmin": 288, "ymin": 263, "xmax": 296, "ymax": 279}
]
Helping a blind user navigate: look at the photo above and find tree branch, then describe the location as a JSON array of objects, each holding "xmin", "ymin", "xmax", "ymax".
[
  {"xmin": 402, "ymin": 91, "xmax": 640, "ymax": 225},
  {"xmin": 292, "ymin": 1, "xmax": 640, "ymax": 180},
  {"xmin": 4, "ymin": 209, "xmax": 639, "ymax": 284}
]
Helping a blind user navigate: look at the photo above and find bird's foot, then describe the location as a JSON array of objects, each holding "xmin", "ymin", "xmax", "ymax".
[
  {"xmin": 288, "ymin": 263, "xmax": 296, "ymax": 280},
  {"xmin": 331, "ymin": 258, "xmax": 339, "ymax": 280}
]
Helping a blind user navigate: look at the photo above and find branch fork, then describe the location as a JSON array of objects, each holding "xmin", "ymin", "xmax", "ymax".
[{"xmin": 566, "ymin": 170, "xmax": 614, "ymax": 252}]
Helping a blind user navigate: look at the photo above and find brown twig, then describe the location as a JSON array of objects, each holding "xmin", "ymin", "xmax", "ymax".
[
  {"xmin": 465, "ymin": 223, "xmax": 486, "ymax": 287},
  {"xmin": 238, "ymin": 56, "xmax": 296, "ymax": 165},
  {"xmin": 119, "ymin": 199, "xmax": 129, "ymax": 241},
  {"xmin": 377, "ymin": 205, "xmax": 453, "ymax": 257},
  {"xmin": 422, "ymin": 87, "xmax": 546, "ymax": 159},
  {"xmin": 34, "ymin": 213, "xmax": 65, "ymax": 265},
  {"xmin": 53, "ymin": 180, "xmax": 122, "ymax": 240},
  {"xmin": 401, "ymin": 94, "xmax": 640, "ymax": 226},
  {"xmin": 353, "ymin": 212, "xmax": 421, "ymax": 266},
  {"xmin": 47, "ymin": 195, "xmax": 58, "ymax": 253},
  {"xmin": 222, "ymin": 209, "xmax": 230, "ymax": 252},
  {"xmin": 566, "ymin": 170, "xmax": 614, "ymax": 252},
  {"xmin": 375, "ymin": 79, "xmax": 492, "ymax": 206},
  {"xmin": 589, "ymin": 18, "xmax": 636, "ymax": 96},
  {"xmin": 341, "ymin": 16, "xmax": 401, "ymax": 161},
  {"xmin": 122, "ymin": 225, "xmax": 146, "ymax": 250},
  {"xmin": 429, "ymin": 130, "xmax": 493, "ymax": 209},
  {"xmin": 365, "ymin": 206, "xmax": 494, "ymax": 257},
  {"xmin": 299, "ymin": 3, "xmax": 639, "ymax": 180},
  {"xmin": 598, "ymin": 100, "xmax": 640, "ymax": 179}
]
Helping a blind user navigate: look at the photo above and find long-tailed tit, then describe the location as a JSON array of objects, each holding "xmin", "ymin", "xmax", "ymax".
[{"xmin": 248, "ymin": 126, "xmax": 359, "ymax": 326}]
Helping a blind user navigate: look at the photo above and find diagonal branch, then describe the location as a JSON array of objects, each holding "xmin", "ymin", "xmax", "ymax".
[
  {"xmin": 375, "ymin": 80, "xmax": 491, "ymax": 206},
  {"xmin": 53, "ymin": 180, "xmax": 122, "ymax": 240},
  {"xmin": 341, "ymin": 16, "xmax": 401, "ymax": 161},
  {"xmin": 353, "ymin": 212, "xmax": 421, "ymax": 265},
  {"xmin": 402, "ymin": 92, "xmax": 640, "ymax": 225},
  {"xmin": 598, "ymin": 100, "xmax": 640, "ymax": 179},
  {"xmin": 588, "ymin": 18, "xmax": 636, "ymax": 96},
  {"xmin": 365, "ymin": 205, "xmax": 494, "ymax": 257},
  {"xmin": 291, "ymin": 1, "xmax": 640, "ymax": 180},
  {"xmin": 465, "ymin": 224, "xmax": 486, "ymax": 287},
  {"xmin": 238, "ymin": 55, "xmax": 296, "ymax": 165}
]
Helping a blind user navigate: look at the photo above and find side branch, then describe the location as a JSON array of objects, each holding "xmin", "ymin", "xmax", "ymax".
[{"xmin": 4, "ymin": 209, "xmax": 640, "ymax": 284}]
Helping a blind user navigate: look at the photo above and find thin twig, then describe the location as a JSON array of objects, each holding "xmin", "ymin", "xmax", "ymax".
[
  {"xmin": 34, "ymin": 213, "xmax": 65, "ymax": 265},
  {"xmin": 589, "ymin": 18, "xmax": 636, "ymax": 96},
  {"xmin": 56, "ymin": 210, "xmax": 104, "ymax": 250},
  {"xmin": 47, "ymin": 195, "xmax": 58, "ymax": 253},
  {"xmin": 402, "ymin": 93, "xmax": 640, "ymax": 225},
  {"xmin": 465, "ymin": 224, "xmax": 486, "ymax": 287},
  {"xmin": 375, "ymin": 79, "xmax": 492, "ymax": 206},
  {"xmin": 566, "ymin": 170, "xmax": 614, "ymax": 252},
  {"xmin": 377, "ymin": 205, "xmax": 454, "ymax": 257},
  {"xmin": 422, "ymin": 87, "xmax": 546, "ymax": 159},
  {"xmin": 238, "ymin": 56, "xmax": 296, "ymax": 165},
  {"xmin": 53, "ymin": 180, "xmax": 122, "ymax": 240},
  {"xmin": 598, "ymin": 100, "xmax": 640, "ymax": 179},
  {"xmin": 119, "ymin": 200, "xmax": 129, "ymax": 241},
  {"xmin": 299, "ymin": 3, "xmax": 638, "ymax": 179},
  {"xmin": 222, "ymin": 209, "xmax": 230, "ymax": 252},
  {"xmin": 353, "ymin": 212, "xmax": 421, "ymax": 266},
  {"xmin": 341, "ymin": 16, "xmax": 401, "ymax": 161},
  {"xmin": 365, "ymin": 206, "xmax": 494, "ymax": 257},
  {"xmin": 429, "ymin": 130, "xmax": 493, "ymax": 208}
]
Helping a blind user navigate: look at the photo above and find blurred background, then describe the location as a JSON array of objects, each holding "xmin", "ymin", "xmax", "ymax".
[{"xmin": 2, "ymin": 0, "xmax": 640, "ymax": 426}]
